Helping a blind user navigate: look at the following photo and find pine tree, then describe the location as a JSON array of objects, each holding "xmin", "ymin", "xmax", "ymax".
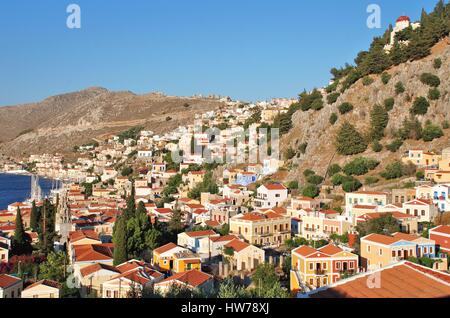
[
  {"xmin": 13, "ymin": 207, "xmax": 31, "ymax": 255},
  {"xmin": 370, "ymin": 104, "xmax": 389, "ymax": 141},
  {"xmin": 335, "ymin": 122, "xmax": 367, "ymax": 155},
  {"xmin": 113, "ymin": 215, "xmax": 128, "ymax": 266},
  {"xmin": 30, "ymin": 200, "xmax": 40, "ymax": 232},
  {"xmin": 168, "ymin": 209, "xmax": 185, "ymax": 234}
]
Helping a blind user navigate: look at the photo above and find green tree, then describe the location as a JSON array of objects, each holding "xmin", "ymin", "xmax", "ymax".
[
  {"xmin": 217, "ymin": 278, "xmax": 248, "ymax": 298},
  {"xmin": 335, "ymin": 122, "xmax": 367, "ymax": 155},
  {"xmin": 327, "ymin": 164, "xmax": 342, "ymax": 177},
  {"xmin": 356, "ymin": 214, "xmax": 400, "ymax": 237},
  {"xmin": 168, "ymin": 209, "xmax": 185, "ymax": 234},
  {"xmin": 343, "ymin": 157, "xmax": 379, "ymax": 176},
  {"xmin": 342, "ymin": 178, "xmax": 363, "ymax": 193},
  {"xmin": 12, "ymin": 208, "xmax": 32, "ymax": 255},
  {"xmin": 381, "ymin": 72, "xmax": 391, "ymax": 85},
  {"xmin": 371, "ymin": 141, "xmax": 383, "ymax": 152},
  {"xmin": 113, "ymin": 215, "xmax": 128, "ymax": 266},
  {"xmin": 420, "ymin": 73, "xmax": 441, "ymax": 87},
  {"xmin": 433, "ymin": 58, "xmax": 442, "ymax": 69},
  {"xmin": 30, "ymin": 200, "xmax": 40, "ymax": 232},
  {"xmin": 39, "ymin": 251, "xmax": 67, "ymax": 282},
  {"xmin": 252, "ymin": 264, "xmax": 289, "ymax": 298}
]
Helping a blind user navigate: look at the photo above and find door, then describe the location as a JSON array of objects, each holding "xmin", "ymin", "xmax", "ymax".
[{"xmin": 403, "ymin": 250, "xmax": 408, "ymax": 259}]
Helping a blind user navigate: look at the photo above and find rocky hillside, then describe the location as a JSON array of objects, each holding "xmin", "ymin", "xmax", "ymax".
[
  {"xmin": 282, "ymin": 38, "xmax": 450, "ymax": 184},
  {"xmin": 0, "ymin": 87, "xmax": 224, "ymax": 158}
]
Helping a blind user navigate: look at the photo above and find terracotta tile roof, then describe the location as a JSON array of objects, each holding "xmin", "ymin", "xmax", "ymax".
[
  {"xmin": 210, "ymin": 235, "xmax": 237, "ymax": 243},
  {"xmin": 392, "ymin": 232, "xmax": 420, "ymax": 241},
  {"xmin": 353, "ymin": 205, "xmax": 377, "ymax": 209},
  {"xmin": 25, "ymin": 279, "xmax": 61, "ymax": 291},
  {"xmin": 153, "ymin": 242, "xmax": 177, "ymax": 255},
  {"xmin": 224, "ymin": 239, "xmax": 250, "ymax": 252},
  {"xmin": 239, "ymin": 212, "xmax": 265, "ymax": 221},
  {"xmin": 308, "ymin": 261, "xmax": 450, "ymax": 298},
  {"xmin": 80, "ymin": 263, "xmax": 120, "ymax": 277},
  {"xmin": 318, "ymin": 244, "xmax": 343, "ymax": 255},
  {"xmin": 72, "ymin": 244, "xmax": 114, "ymax": 262},
  {"xmin": 293, "ymin": 245, "xmax": 318, "ymax": 257},
  {"xmin": 263, "ymin": 183, "xmax": 287, "ymax": 191},
  {"xmin": 362, "ymin": 233, "xmax": 416, "ymax": 246},
  {"xmin": 69, "ymin": 230, "xmax": 100, "ymax": 243},
  {"xmin": 157, "ymin": 269, "xmax": 212, "ymax": 288},
  {"xmin": 0, "ymin": 274, "xmax": 21, "ymax": 288},
  {"xmin": 204, "ymin": 220, "xmax": 220, "ymax": 227},
  {"xmin": 185, "ymin": 230, "xmax": 217, "ymax": 238},
  {"xmin": 430, "ymin": 225, "xmax": 450, "ymax": 235}
]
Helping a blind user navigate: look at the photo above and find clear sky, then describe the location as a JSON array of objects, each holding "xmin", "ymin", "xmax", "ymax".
[{"xmin": 0, "ymin": 0, "xmax": 440, "ymax": 106}]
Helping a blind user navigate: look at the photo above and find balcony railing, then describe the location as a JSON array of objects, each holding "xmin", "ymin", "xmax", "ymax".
[{"xmin": 314, "ymin": 269, "xmax": 326, "ymax": 275}]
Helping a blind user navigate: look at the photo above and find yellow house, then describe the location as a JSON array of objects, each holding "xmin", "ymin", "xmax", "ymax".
[
  {"xmin": 290, "ymin": 244, "xmax": 358, "ymax": 292},
  {"xmin": 360, "ymin": 233, "xmax": 417, "ymax": 270},
  {"xmin": 433, "ymin": 171, "xmax": 450, "ymax": 184},
  {"xmin": 152, "ymin": 243, "xmax": 201, "ymax": 273},
  {"xmin": 229, "ymin": 210, "xmax": 291, "ymax": 247},
  {"xmin": 402, "ymin": 149, "xmax": 441, "ymax": 167}
]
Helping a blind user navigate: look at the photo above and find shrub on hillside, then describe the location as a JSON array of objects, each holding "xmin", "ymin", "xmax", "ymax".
[
  {"xmin": 380, "ymin": 161, "xmax": 406, "ymax": 180},
  {"xmin": 299, "ymin": 89, "xmax": 324, "ymax": 112},
  {"xmin": 371, "ymin": 141, "xmax": 383, "ymax": 152},
  {"xmin": 285, "ymin": 147, "xmax": 296, "ymax": 160},
  {"xmin": 442, "ymin": 120, "xmax": 450, "ymax": 130},
  {"xmin": 303, "ymin": 169, "xmax": 315, "ymax": 178},
  {"xmin": 327, "ymin": 92, "xmax": 340, "ymax": 105},
  {"xmin": 298, "ymin": 143, "xmax": 308, "ymax": 154},
  {"xmin": 386, "ymin": 139, "xmax": 404, "ymax": 152},
  {"xmin": 362, "ymin": 76, "xmax": 375, "ymax": 86},
  {"xmin": 307, "ymin": 174, "xmax": 324, "ymax": 185},
  {"xmin": 381, "ymin": 72, "xmax": 391, "ymax": 85},
  {"xmin": 395, "ymin": 81, "xmax": 405, "ymax": 95},
  {"xmin": 428, "ymin": 88, "xmax": 440, "ymax": 100},
  {"xmin": 420, "ymin": 73, "xmax": 440, "ymax": 87},
  {"xmin": 338, "ymin": 102, "xmax": 354, "ymax": 115},
  {"xmin": 343, "ymin": 157, "xmax": 379, "ymax": 176},
  {"xmin": 384, "ymin": 97, "xmax": 395, "ymax": 111},
  {"xmin": 370, "ymin": 104, "xmax": 389, "ymax": 141},
  {"xmin": 365, "ymin": 176, "xmax": 380, "ymax": 185},
  {"xmin": 327, "ymin": 164, "xmax": 342, "ymax": 177},
  {"xmin": 422, "ymin": 121, "xmax": 444, "ymax": 142},
  {"xmin": 302, "ymin": 184, "xmax": 319, "ymax": 198},
  {"xmin": 342, "ymin": 178, "xmax": 363, "ymax": 193},
  {"xmin": 410, "ymin": 97, "xmax": 430, "ymax": 115},
  {"xmin": 433, "ymin": 58, "xmax": 442, "ymax": 69},
  {"xmin": 329, "ymin": 113, "xmax": 338, "ymax": 125}
]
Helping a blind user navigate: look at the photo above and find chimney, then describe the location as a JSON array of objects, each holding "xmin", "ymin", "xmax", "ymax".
[{"xmin": 348, "ymin": 233, "xmax": 358, "ymax": 248}]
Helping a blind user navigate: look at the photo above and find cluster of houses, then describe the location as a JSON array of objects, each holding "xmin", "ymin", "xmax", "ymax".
[{"xmin": 1, "ymin": 95, "xmax": 450, "ymax": 298}]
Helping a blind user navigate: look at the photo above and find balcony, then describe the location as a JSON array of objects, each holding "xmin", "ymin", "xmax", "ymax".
[{"xmin": 314, "ymin": 269, "xmax": 327, "ymax": 276}]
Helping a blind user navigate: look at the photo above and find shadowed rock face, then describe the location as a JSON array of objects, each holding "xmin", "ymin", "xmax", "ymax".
[
  {"xmin": 0, "ymin": 87, "xmax": 224, "ymax": 158},
  {"xmin": 281, "ymin": 39, "xmax": 450, "ymax": 183}
]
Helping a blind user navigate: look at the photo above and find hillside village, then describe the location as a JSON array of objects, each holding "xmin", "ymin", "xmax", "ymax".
[{"xmin": 1, "ymin": 3, "xmax": 450, "ymax": 299}]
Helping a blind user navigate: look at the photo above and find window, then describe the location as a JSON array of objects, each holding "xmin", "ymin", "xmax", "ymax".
[
  {"xmin": 106, "ymin": 290, "xmax": 111, "ymax": 298},
  {"xmin": 349, "ymin": 262, "xmax": 354, "ymax": 269},
  {"xmin": 392, "ymin": 251, "xmax": 396, "ymax": 257},
  {"xmin": 50, "ymin": 293, "xmax": 54, "ymax": 298},
  {"xmin": 114, "ymin": 291, "xmax": 119, "ymax": 298},
  {"xmin": 424, "ymin": 247, "xmax": 428, "ymax": 254},
  {"xmin": 323, "ymin": 262, "xmax": 327, "ymax": 270},
  {"xmin": 367, "ymin": 245, "xmax": 371, "ymax": 252},
  {"xmin": 309, "ymin": 263, "xmax": 314, "ymax": 270},
  {"xmin": 379, "ymin": 248, "xmax": 383, "ymax": 256},
  {"xmin": 421, "ymin": 210, "xmax": 425, "ymax": 216},
  {"xmin": 336, "ymin": 262, "xmax": 341, "ymax": 269},
  {"xmin": 309, "ymin": 279, "xmax": 314, "ymax": 285}
]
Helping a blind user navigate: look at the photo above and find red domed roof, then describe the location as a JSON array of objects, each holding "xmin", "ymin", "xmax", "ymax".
[{"xmin": 396, "ymin": 16, "xmax": 410, "ymax": 23}]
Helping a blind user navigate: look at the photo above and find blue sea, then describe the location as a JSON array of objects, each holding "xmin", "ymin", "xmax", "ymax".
[{"xmin": 0, "ymin": 174, "xmax": 54, "ymax": 210}]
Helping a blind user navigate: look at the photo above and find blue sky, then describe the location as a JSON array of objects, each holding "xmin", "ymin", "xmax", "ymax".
[{"xmin": 0, "ymin": 0, "xmax": 439, "ymax": 106}]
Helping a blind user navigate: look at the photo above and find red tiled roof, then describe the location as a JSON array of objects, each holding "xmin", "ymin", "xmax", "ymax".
[
  {"xmin": 264, "ymin": 183, "xmax": 287, "ymax": 191},
  {"xmin": 318, "ymin": 244, "xmax": 343, "ymax": 255},
  {"xmin": 72, "ymin": 244, "xmax": 114, "ymax": 262},
  {"xmin": 308, "ymin": 261, "xmax": 450, "ymax": 298},
  {"xmin": 185, "ymin": 230, "xmax": 216, "ymax": 238},
  {"xmin": 0, "ymin": 274, "xmax": 21, "ymax": 288},
  {"xmin": 153, "ymin": 242, "xmax": 177, "ymax": 255},
  {"xmin": 430, "ymin": 225, "xmax": 450, "ymax": 235},
  {"xmin": 80, "ymin": 263, "xmax": 120, "ymax": 277},
  {"xmin": 69, "ymin": 230, "xmax": 100, "ymax": 243},
  {"xmin": 157, "ymin": 269, "xmax": 212, "ymax": 288},
  {"xmin": 224, "ymin": 239, "xmax": 250, "ymax": 252},
  {"xmin": 25, "ymin": 279, "xmax": 61, "ymax": 291}
]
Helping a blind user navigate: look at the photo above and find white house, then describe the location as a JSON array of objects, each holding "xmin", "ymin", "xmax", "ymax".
[
  {"xmin": 345, "ymin": 191, "xmax": 389, "ymax": 216},
  {"xmin": 402, "ymin": 199, "xmax": 438, "ymax": 223},
  {"xmin": 431, "ymin": 184, "xmax": 450, "ymax": 212},
  {"xmin": 0, "ymin": 274, "xmax": 23, "ymax": 298},
  {"xmin": 253, "ymin": 184, "xmax": 288, "ymax": 209},
  {"xmin": 177, "ymin": 230, "xmax": 219, "ymax": 253}
]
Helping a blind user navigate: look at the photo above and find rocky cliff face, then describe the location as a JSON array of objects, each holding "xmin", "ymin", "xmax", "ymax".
[
  {"xmin": 0, "ymin": 87, "xmax": 224, "ymax": 158},
  {"xmin": 282, "ymin": 38, "xmax": 450, "ymax": 182}
]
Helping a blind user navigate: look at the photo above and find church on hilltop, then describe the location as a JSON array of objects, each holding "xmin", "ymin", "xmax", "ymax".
[{"xmin": 384, "ymin": 16, "xmax": 421, "ymax": 53}]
